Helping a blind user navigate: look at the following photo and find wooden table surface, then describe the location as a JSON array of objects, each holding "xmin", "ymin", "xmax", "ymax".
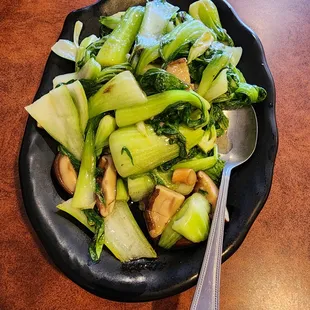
[{"xmin": 1, "ymin": 0, "xmax": 309, "ymax": 309}]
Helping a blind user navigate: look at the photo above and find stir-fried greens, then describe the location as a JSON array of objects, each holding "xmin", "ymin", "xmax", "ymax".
[{"xmin": 25, "ymin": 0, "xmax": 267, "ymax": 263}]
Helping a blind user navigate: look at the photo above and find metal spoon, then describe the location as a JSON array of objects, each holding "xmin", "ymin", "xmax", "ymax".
[{"xmin": 191, "ymin": 106, "xmax": 258, "ymax": 310}]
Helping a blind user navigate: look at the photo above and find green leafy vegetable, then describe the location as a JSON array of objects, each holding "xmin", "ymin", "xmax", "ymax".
[
  {"xmin": 204, "ymin": 158, "xmax": 225, "ymax": 185},
  {"xmin": 99, "ymin": 12, "xmax": 125, "ymax": 29},
  {"xmin": 88, "ymin": 70, "xmax": 147, "ymax": 118},
  {"xmin": 57, "ymin": 198, "xmax": 95, "ymax": 233},
  {"xmin": 25, "ymin": 85, "xmax": 84, "ymax": 160},
  {"xmin": 172, "ymin": 193, "xmax": 211, "ymax": 242},
  {"xmin": 105, "ymin": 201, "xmax": 157, "ymax": 262},
  {"xmin": 71, "ymin": 124, "xmax": 96, "ymax": 209},
  {"xmin": 109, "ymin": 125, "xmax": 180, "ymax": 177},
  {"xmin": 83, "ymin": 209, "xmax": 105, "ymax": 262},
  {"xmin": 96, "ymin": 6, "xmax": 144, "ymax": 66},
  {"xmin": 116, "ymin": 178, "xmax": 129, "ymax": 201},
  {"xmin": 189, "ymin": 0, "xmax": 234, "ymax": 46},
  {"xmin": 115, "ymin": 90, "xmax": 210, "ymax": 128},
  {"xmin": 160, "ymin": 19, "xmax": 207, "ymax": 62},
  {"xmin": 95, "ymin": 115, "xmax": 116, "ymax": 156},
  {"xmin": 127, "ymin": 174, "xmax": 155, "ymax": 202},
  {"xmin": 139, "ymin": 68, "xmax": 188, "ymax": 94}
]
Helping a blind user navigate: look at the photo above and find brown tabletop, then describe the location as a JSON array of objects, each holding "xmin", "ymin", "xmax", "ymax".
[{"xmin": 1, "ymin": 0, "xmax": 309, "ymax": 309}]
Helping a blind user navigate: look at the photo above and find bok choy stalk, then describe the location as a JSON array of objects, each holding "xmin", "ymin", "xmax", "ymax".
[
  {"xmin": 109, "ymin": 125, "xmax": 180, "ymax": 177},
  {"xmin": 66, "ymin": 81, "xmax": 88, "ymax": 135},
  {"xmin": 75, "ymin": 35, "xmax": 102, "ymax": 71},
  {"xmin": 172, "ymin": 144, "xmax": 219, "ymax": 171},
  {"xmin": 104, "ymin": 201, "xmax": 157, "ymax": 262},
  {"xmin": 99, "ymin": 12, "xmax": 125, "ymax": 30},
  {"xmin": 52, "ymin": 58, "xmax": 101, "ymax": 88},
  {"xmin": 131, "ymin": 0, "xmax": 178, "ymax": 69},
  {"xmin": 160, "ymin": 19, "xmax": 207, "ymax": 62},
  {"xmin": 205, "ymin": 68, "xmax": 228, "ymax": 102},
  {"xmin": 197, "ymin": 51, "xmax": 231, "ymax": 97},
  {"xmin": 57, "ymin": 199, "xmax": 105, "ymax": 262},
  {"xmin": 80, "ymin": 63, "xmax": 132, "ymax": 98},
  {"xmin": 88, "ymin": 71, "xmax": 147, "ymax": 118},
  {"xmin": 25, "ymin": 85, "xmax": 84, "ymax": 160},
  {"xmin": 189, "ymin": 0, "xmax": 234, "ymax": 46},
  {"xmin": 135, "ymin": 44, "xmax": 160, "ymax": 76},
  {"xmin": 94, "ymin": 115, "xmax": 116, "ymax": 156},
  {"xmin": 198, "ymin": 124, "xmax": 217, "ymax": 153},
  {"xmin": 127, "ymin": 174, "xmax": 155, "ymax": 202},
  {"xmin": 57, "ymin": 198, "xmax": 95, "ymax": 233},
  {"xmin": 159, "ymin": 193, "xmax": 211, "ymax": 248},
  {"xmin": 71, "ymin": 124, "xmax": 96, "ymax": 209},
  {"xmin": 187, "ymin": 31, "xmax": 214, "ymax": 63},
  {"xmin": 96, "ymin": 6, "xmax": 144, "ymax": 66},
  {"xmin": 172, "ymin": 193, "xmax": 211, "ymax": 242},
  {"xmin": 211, "ymin": 67, "xmax": 267, "ymax": 109},
  {"xmin": 51, "ymin": 21, "xmax": 83, "ymax": 61},
  {"xmin": 116, "ymin": 178, "xmax": 129, "ymax": 201},
  {"xmin": 115, "ymin": 90, "xmax": 210, "ymax": 128}
]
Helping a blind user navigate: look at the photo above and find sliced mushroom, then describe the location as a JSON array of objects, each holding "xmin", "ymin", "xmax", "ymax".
[
  {"xmin": 96, "ymin": 155, "xmax": 117, "ymax": 217},
  {"xmin": 53, "ymin": 153, "xmax": 77, "ymax": 195},
  {"xmin": 166, "ymin": 58, "xmax": 191, "ymax": 85},
  {"xmin": 172, "ymin": 168, "xmax": 197, "ymax": 186},
  {"xmin": 194, "ymin": 171, "xmax": 218, "ymax": 212},
  {"xmin": 145, "ymin": 185, "xmax": 185, "ymax": 238}
]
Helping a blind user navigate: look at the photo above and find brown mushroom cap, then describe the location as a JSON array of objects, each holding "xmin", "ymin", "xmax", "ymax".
[
  {"xmin": 53, "ymin": 153, "xmax": 77, "ymax": 195},
  {"xmin": 194, "ymin": 171, "xmax": 219, "ymax": 213},
  {"xmin": 145, "ymin": 185, "xmax": 185, "ymax": 238},
  {"xmin": 96, "ymin": 155, "xmax": 117, "ymax": 217}
]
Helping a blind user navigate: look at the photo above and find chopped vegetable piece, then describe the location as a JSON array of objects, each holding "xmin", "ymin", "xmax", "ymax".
[
  {"xmin": 197, "ymin": 52, "xmax": 231, "ymax": 97},
  {"xmin": 57, "ymin": 198, "xmax": 95, "ymax": 233},
  {"xmin": 66, "ymin": 81, "xmax": 89, "ymax": 135},
  {"xmin": 99, "ymin": 12, "xmax": 125, "ymax": 29},
  {"xmin": 172, "ymin": 193, "xmax": 211, "ymax": 243},
  {"xmin": 96, "ymin": 6, "xmax": 144, "ymax": 66},
  {"xmin": 145, "ymin": 185, "xmax": 185, "ymax": 238},
  {"xmin": 116, "ymin": 178, "xmax": 129, "ymax": 201},
  {"xmin": 194, "ymin": 170, "xmax": 218, "ymax": 211},
  {"xmin": 94, "ymin": 115, "xmax": 116, "ymax": 156},
  {"xmin": 88, "ymin": 71, "xmax": 147, "ymax": 118},
  {"xmin": 128, "ymin": 174, "xmax": 155, "ymax": 202},
  {"xmin": 109, "ymin": 125, "xmax": 180, "ymax": 177},
  {"xmin": 97, "ymin": 156, "xmax": 117, "ymax": 217},
  {"xmin": 189, "ymin": 0, "xmax": 234, "ymax": 46},
  {"xmin": 71, "ymin": 125, "xmax": 96, "ymax": 209},
  {"xmin": 25, "ymin": 85, "xmax": 84, "ymax": 160},
  {"xmin": 115, "ymin": 90, "xmax": 210, "ymax": 128},
  {"xmin": 166, "ymin": 58, "xmax": 191, "ymax": 84},
  {"xmin": 105, "ymin": 201, "xmax": 157, "ymax": 262},
  {"xmin": 188, "ymin": 31, "xmax": 214, "ymax": 63},
  {"xmin": 152, "ymin": 169, "xmax": 196, "ymax": 196},
  {"xmin": 53, "ymin": 153, "xmax": 77, "ymax": 195}
]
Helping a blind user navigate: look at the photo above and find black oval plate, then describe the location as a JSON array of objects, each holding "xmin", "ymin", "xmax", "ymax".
[{"xmin": 19, "ymin": 0, "xmax": 278, "ymax": 302}]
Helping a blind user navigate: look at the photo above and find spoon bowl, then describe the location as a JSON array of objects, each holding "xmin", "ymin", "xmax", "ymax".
[{"xmin": 191, "ymin": 106, "xmax": 258, "ymax": 310}]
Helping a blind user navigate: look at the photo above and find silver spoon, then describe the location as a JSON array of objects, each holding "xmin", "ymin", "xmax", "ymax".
[{"xmin": 191, "ymin": 106, "xmax": 258, "ymax": 310}]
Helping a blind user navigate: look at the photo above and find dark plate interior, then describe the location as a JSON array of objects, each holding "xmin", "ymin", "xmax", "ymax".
[{"xmin": 19, "ymin": 0, "xmax": 278, "ymax": 302}]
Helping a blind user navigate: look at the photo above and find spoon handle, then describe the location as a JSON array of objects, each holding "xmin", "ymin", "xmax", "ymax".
[{"xmin": 190, "ymin": 166, "xmax": 231, "ymax": 310}]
